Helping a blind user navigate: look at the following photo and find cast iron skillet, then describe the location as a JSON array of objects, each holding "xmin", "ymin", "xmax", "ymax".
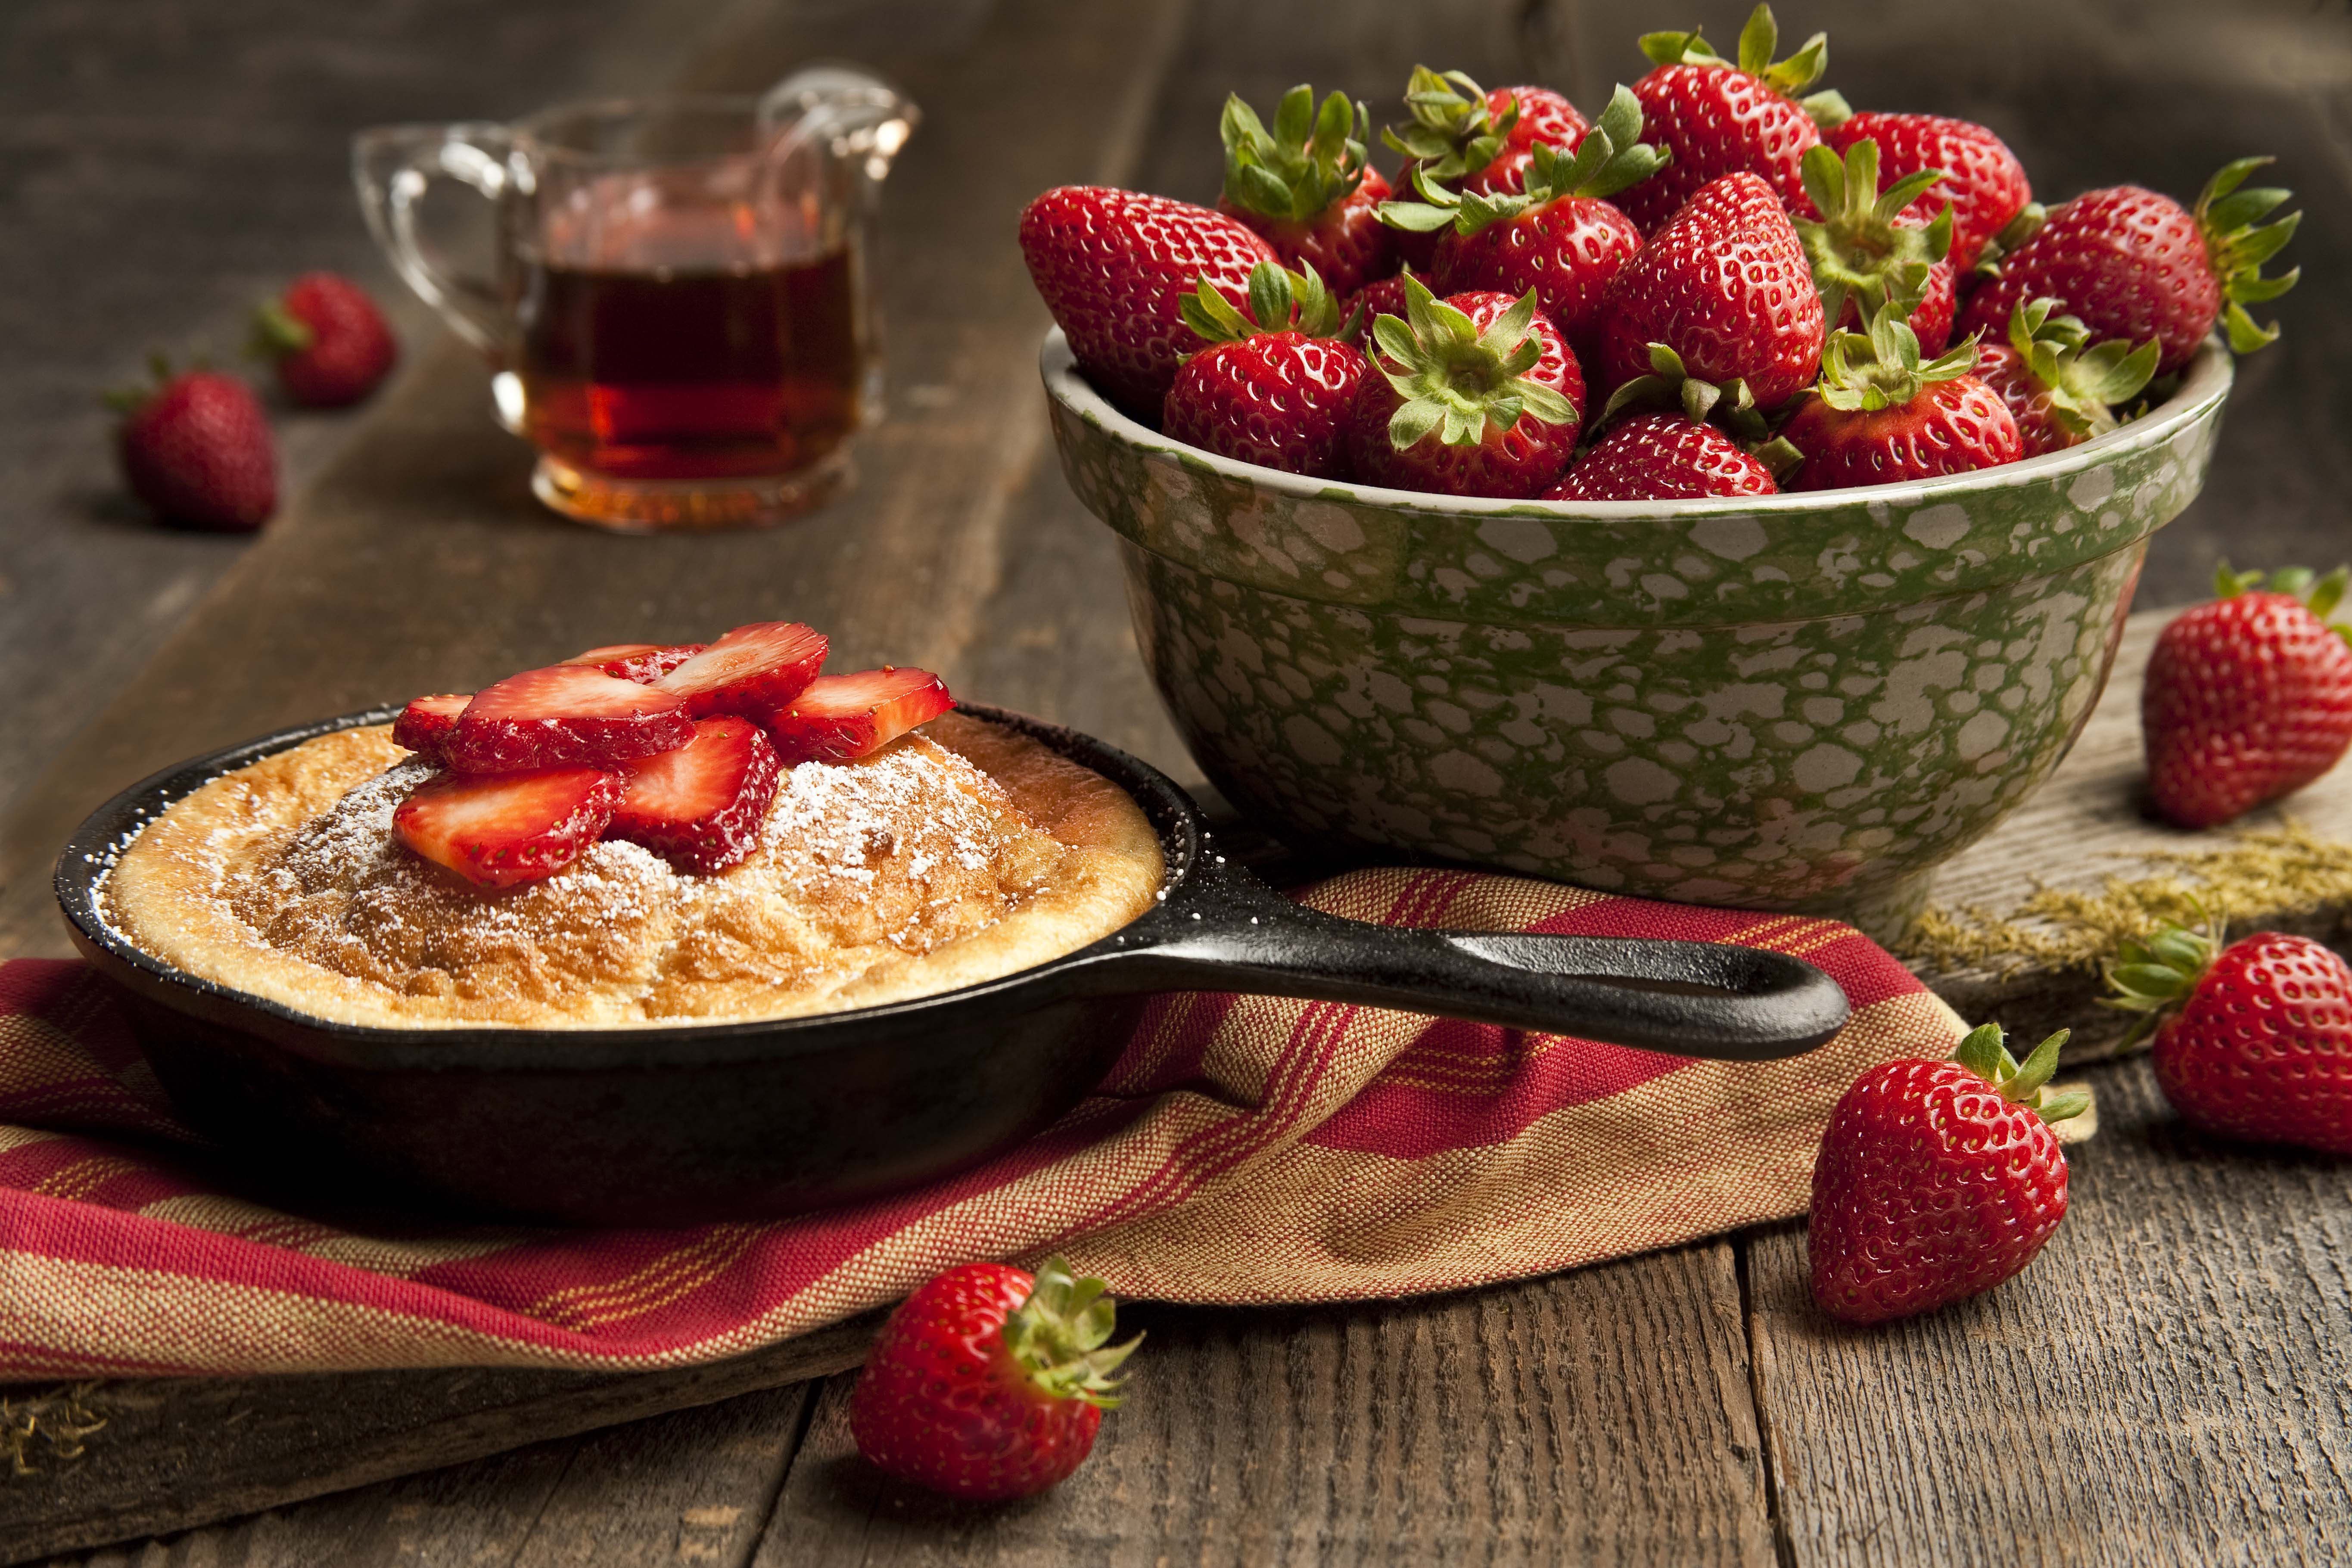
[{"xmin": 54, "ymin": 705, "xmax": 1851, "ymax": 1226}]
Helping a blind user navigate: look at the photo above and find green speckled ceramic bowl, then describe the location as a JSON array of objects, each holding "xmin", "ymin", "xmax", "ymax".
[{"xmin": 1042, "ymin": 329, "xmax": 2233, "ymax": 937}]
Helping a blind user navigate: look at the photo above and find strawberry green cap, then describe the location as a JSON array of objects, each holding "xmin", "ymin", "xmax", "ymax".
[
  {"xmin": 2195, "ymin": 156, "xmax": 2302, "ymax": 355},
  {"xmin": 2101, "ymin": 913, "xmax": 2225, "ymax": 1049},
  {"xmin": 1370, "ymin": 277, "xmax": 1577, "ymax": 449},
  {"xmin": 1593, "ymin": 342, "xmax": 1800, "ymax": 477},
  {"xmin": 1951, "ymin": 1022, "xmax": 2090, "ymax": 1125},
  {"xmin": 1640, "ymin": 3, "xmax": 1848, "ymax": 124},
  {"xmin": 2002, "ymin": 296, "xmax": 2160, "ymax": 442},
  {"xmin": 1379, "ymin": 85, "xmax": 1668, "ymax": 236},
  {"xmin": 1001, "ymin": 1255, "xmax": 1141, "ymax": 1409},
  {"xmin": 1220, "ymin": 85, "xmax": 1375, "ymax": 223},
  {"xmin": 1380, "ymin": 67, "xmax": 1520, "ymax": 191},
  {"xmin": 1814, "ymin": 301, "xmax": 1978, "ymax": 412},
  {"xmin": 1795, "ymin": 139, "xmax": 1953, "ymax": 338},
  {"xmin": 1179, "ymin": 260, "xmax": 1350, "ymax": 345}
]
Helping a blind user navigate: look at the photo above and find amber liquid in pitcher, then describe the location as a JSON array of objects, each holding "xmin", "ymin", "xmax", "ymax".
[{"xmin": 510, "ymin": 230, "xmax": 862, "ymax": 482}]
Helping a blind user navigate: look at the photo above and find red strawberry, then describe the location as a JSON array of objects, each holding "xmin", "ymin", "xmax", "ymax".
[
  {"xmin": 250, "ymin": 272, "xmax": 397, "ymax": 407},
  {"xmin": 608, "ymin": 716, "xmax": 782, "ymax": 873},
  {"xmin": 1821, "ymin": 110, "xmax": 2031, "ymax": 271},
  {"xmin": 1347, "ymin": 281, "xmax": 1583, "ymax": 498},
  {"xmin": 1341, "ymin": 271, "xmax": 1419, "ymax": 333},
  {"xmin": 1618, "ymin": 5, "xmax": 1840, "ymax": 233},
  {"xmin": 761, "ymin": 667, "xmax": 954, "ymax": 764},
  {"xmin": 560, "ymin": 642, "xmax": 707, "ymax": 684},
  {"xmin": 1594, "ymin": 171, "xmax": 1826, "ymax": 412},
  {"xmin": 1216, "ymin": 86, "xmax": 1394, "ymax": 298},
  {"xmin": 850, "ymin": 1256, "xmax": 1138, "ymax": 1501},
  {"xmin": 1793, "ymin": 139, "xmax": 1957, "ymax": 355},
  {"xmin": 654, "ymin": 621, "xmax": 828, "ymax": 718},
  {"xmin": 392, "ymin": 766, "xmax": 623, "ymax": 889},
  {"xmin": 109, "ymin": 363, "xmax": 277, "ymax": 532},
  {"xmin": 1973, "ymin": 296, "xmax": 2159, "ymax": 457},
  {"xmin": 1957, "ymin": 159, "xmax": 2300, "ymax": 375},
  {"xmin": 1406, "ymin": 86, "xmax": 1663, "ymax": 359},
  {"xmin": 1382, "ymin": 71, "xmax": 1590, "ymax": 268},
  {"xmin": 2106, "ymin": 921, "xmax": 2352, "ymax": 1156},
  {"xmin": 1779, "ymin": 306, "xmax": 2020, "ymax": 491},
  {"xmin": 446, "ymin": 665, "xmax": 693, "ymax": 774},
  {"xmin": 1548, "ymin": 413, "xmax": 1780, "ymax": 501},
  {"xmin": 1019, "ymin": 187, "xmax": 1278, "ymax": 418},
  {"xmin": 1162, "ymin": 262, "xmax": 1368, "ymax": 478},
  {"xmin": 2140, "ymin": 564, "xmax": 2352, "ymax": 828},
  {"xmin": 1809, "ymin": 1022, "xmax": 2085, "ymax": 1325},
  {"xmin": 391, "ymin": 693, "xmax": 471, "ymax": 762}
]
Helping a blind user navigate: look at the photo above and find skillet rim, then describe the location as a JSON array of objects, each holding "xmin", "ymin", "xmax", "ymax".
[{"xmin": 54, "ymin": 702, "xmax": 1205, "ymax": 1072}]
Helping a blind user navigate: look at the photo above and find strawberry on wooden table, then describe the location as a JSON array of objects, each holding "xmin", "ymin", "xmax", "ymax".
[
  {"xmin": 1161, "ymin": 262, "xmax": 1369, "ymax": 478},
  {"xmin": 392, "ymin": 767, "xmax": 624, "ymax": 890},
  {"xmin": 1778, "ymin": 304, "xmax": 2021, "ymax": 491},
  {"xmin": 851, "ymin": 1256, "xmax": 1139, "ymax": 1501},
  {"xmin": 1594, "ymin": 171, "xmax": 1826, "ymax": 412},
  {"xmin": 445, "ymin": 665, "xmax": 693, "ymax": 774},
  {"xmin": 1957, "ymin": 157, "xmax": 2301, "ymax": 375},
  {"xmin": 250, "ymin": 271, "xmax": 398, "ymax": 408},
  {"xmin": 1381, "ymin": 69, "xmax": 1589, "ymax": 268},
  {"xmin": 560, "ymin": 643, "xmax": 707, "ymax": 684},
  {"xmin": 762, "ymin": 667, "xmax": 954, "ymax": 764},
  {"xmin": 608, "ymin": 716, "xmax": 782, "ymax": 874},
  {"xmin": 1019, "ymin": 186, "xmax": 1278, "ymax": 418},
  {"xmin": 653, "ymin": 620, "xmax": 827, "ymax": 717},
  {"xmin": 1395, "ymin": 85, "xmax": 1664, "ymax": 359},
  {"xmin": 1820, "ymin": 109, "xmax": 2032, "ymax": 271},
  {"xmin": 109, "ymin": 361, "xmax": 278, "ymax": 532},
  {"xmin": 1793, "ymin": 138, "xmax": 1958, "ymax": 354},
  {"xmin": 2105, "ymin": 919, "xmax": 2352, "ymax": 1157},
  {"xmin": 2140, "ymin": 564, "xmax": 2352, "ymax": 828},
  {"xmin": 1619, "ymin": 3, "xmax": 1844, "ymax": 232},
  {"xmin": 392, "ymin": 694, "xmax": 471, "ymax": 762},
  {"xmin": 1346, "ymin": 280, "xmax": 1583, "ymax": 498},
  {"xmin": 1216, "ymin": 85, "xmax": 1394, "ymax": 298},
  {"xmin": 1974, "ymin": 296, "xmax": 2160, "ymax": 457},
  {"xmin": 1809, "ymin": 1023, "xmax": 2087, "ymax": 1326}
]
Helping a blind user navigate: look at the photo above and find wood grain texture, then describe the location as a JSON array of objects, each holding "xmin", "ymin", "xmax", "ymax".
[
  {"xmin": 755, "ymin": 1250, "xmax": 1774, "ymax": 1568},
  {"xmin": 1745, "ymin": 1053, "xmax": 2352, "ymax": 1567}
]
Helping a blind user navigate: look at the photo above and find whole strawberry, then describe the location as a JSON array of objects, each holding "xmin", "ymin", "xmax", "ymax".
[
  {"xmin": 1399, "ymin": 85, "xmax": 1664, "ymax": 359},
  {"xmin": 1594, "ymin": 171, "xmax": 1826, "ymax": 412},
  {"xmin": 1810, "ymin": 1022, "xmax": 2086, "ymax": 1326},
  {"xmin": 2141, "ymin": 563, "xmax": 2352, "ymax": 828},
  {"xmin": 1779, "ymin": 305, "xmax": 2020, "ymax": 491},
  {"xmin": 850, "ymin": 1256, "xmax": 1139, "ymax": 1501},
  {"xmin": 2106, "ymin": 921, "xmax": 2352, "ymax": 1156},
  {"xmin": 108, "ymin": 359, "xmax": 278, "ymax": 532},
  {"xmin": 1794, "ymin": 139, "xmax": 1957, "ymax": 355},
  {"xmin": 1347, "ymin": 280, "xmax": 1582, "ymax": 498},
  {"xmin": 1381, "ymin": 69, "xmax": 1590, "ymax": 268},
  {"xmin": 1957, "ymin": 158, "xmax": 2300, "ymax": 375},
  {"xmin": 1974, "ymin": 296, "xmax": 2159, "ymax": 457},
  {"xmin": 1020, "ymin": 187, "xmax": 1278, "ymax": 418},
  {"xmin": 1821, "ymin": 110, "xmax": 2031, "ymax": 271},
  {"xmin": 1162, "ymin": 262, "xmax": 1368, "ymax": 478},
  {"xmin": 1216, "ymin": 86, "xmax": 1394, "ymax": 299},
  {"xmin": 251, "ymin": 271, "xmax": 398, "ymax": 407},
  {"xmin": 1619, "ymin": 4, "xmax": 1843, "ymax": 232}
]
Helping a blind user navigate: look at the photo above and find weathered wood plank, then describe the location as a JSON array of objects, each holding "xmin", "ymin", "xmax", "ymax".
[
  {"xmin": 1745, "ymin": 1053, "xmax": 2352, "ymax": 1567},
  {"xmin": 755, "ymin": 1248, "xmax": 1775, "ymax": 1568}
]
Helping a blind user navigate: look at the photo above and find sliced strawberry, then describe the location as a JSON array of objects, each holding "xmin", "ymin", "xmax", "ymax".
[
  {"xmin": 391, "ymin": 693, "xmax": 471, "ymax": 762},
  {"xmin": 760, "ymin": 668, "xmax": 954, "ymax": 765},
  {"xmin": 607, "ymin": 716, "xmax": 782, "ymax": 873},
  {"xmin": 655, "ymin": 622, "xmax": 828, "ymax": 717},
  {"xmin": 445, "ymin": 665, "xmax": 693, "ymax": 773},
  {"xmin": 392, "ymin": 767, "xmax": 623, "ymax": 889},
  {"xmin": 560, "ymin": 642, "xmax": 708, "ymax": 684}
]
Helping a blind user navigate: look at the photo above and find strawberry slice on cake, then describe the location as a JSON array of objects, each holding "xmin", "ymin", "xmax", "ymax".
[
  {"xmin": 762, "ymin": 668, "xmax": 954, "ymax": 765},
  {"xmin": 561, "ymin": 642, "xmax": 707, "ymax": 684},
  {"xmin": 391, "ymin": 693, "xmax": 471, "ymax": 762},
  {"xmin": 655, "ymin": 622, "xmax": 828, "ymax": 717},
  {"xmin": 445, "ymin": 666, "xmax": 694, "ymax": 773},
  {"xmin": 393, "ymin": 768, "xmax": 624, "ymax": 889},
  {"xmin": 608, "ymin": 717, "xmax": 783, "ymax": 873}
]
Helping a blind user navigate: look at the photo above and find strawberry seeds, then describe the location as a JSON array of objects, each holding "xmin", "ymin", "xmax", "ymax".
[{"xmin": 387, "ymin": 621, "xmax": 953, "ymax": 890}]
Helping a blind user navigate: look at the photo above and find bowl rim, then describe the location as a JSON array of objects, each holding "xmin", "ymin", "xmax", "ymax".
[
  {"xmin": 1039, "ymin": 327, "xmax": 2234, "ymax": 520},
  {"xmin": 53, "ymin": 703, "xmax": 1204, "ymax": 1071}
]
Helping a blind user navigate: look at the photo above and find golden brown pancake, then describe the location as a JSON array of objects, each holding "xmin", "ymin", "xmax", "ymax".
[{"xmin": 101, "ymin": 712, "xmax": 1164, "ymax": 1029}]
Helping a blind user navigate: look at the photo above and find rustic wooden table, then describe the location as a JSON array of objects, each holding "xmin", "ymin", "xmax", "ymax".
[{"xmin": 5, "ymin": 0, "xmax": 2351, "ymax": 1562}]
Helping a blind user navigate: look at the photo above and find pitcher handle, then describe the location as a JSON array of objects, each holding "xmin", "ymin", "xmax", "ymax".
[
  {"xmin": 756, "ymin": 65, "xmax": 919, "ymax": 182},
  {"xmin": 351, "ymin": 123, "xmax": 514, "ymax": 355}
]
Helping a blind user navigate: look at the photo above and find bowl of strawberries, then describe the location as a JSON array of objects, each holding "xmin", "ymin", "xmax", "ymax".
[{"xmin": 1021, "ymin": 7, "xmax": 2295, "ymax": 937}]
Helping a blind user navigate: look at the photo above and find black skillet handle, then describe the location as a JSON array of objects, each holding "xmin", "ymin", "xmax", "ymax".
[{"xmin": 1078, "ymin": 852, "xmax": 1851, "ymax": 1062}]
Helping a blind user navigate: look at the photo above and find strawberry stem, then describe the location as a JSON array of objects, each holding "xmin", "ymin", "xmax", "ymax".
[{"xmin": 1001, "ymin": 1256, "xmax": 1141, "ymax": 1410}]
